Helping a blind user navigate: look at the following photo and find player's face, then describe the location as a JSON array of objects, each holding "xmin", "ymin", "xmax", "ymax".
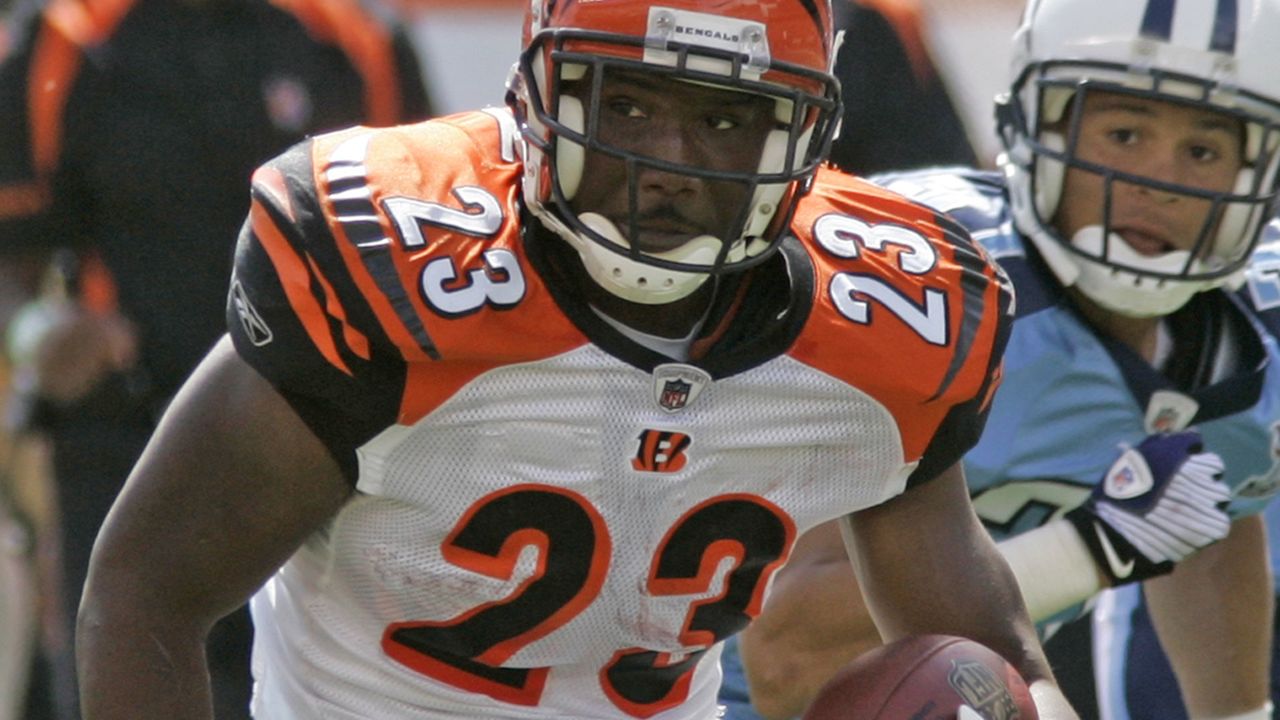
[
  {"xmin": 565, "ymin": 69, "xmax": 777, "ymax": 254},
  {"xmin": 1053, "ymin": 91, "xmax": 1245, "ymax": 258}
]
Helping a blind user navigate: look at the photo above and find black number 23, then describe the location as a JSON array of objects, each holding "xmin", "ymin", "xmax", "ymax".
[{"xmin": 382, "ymin": 485, "xmax": 794, "ymax": 717}]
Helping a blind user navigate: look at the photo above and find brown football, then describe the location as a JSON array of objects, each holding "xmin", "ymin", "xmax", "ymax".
[{"xmin": 800, "ymin": 634, "xmax": 1039, "ymax": 720}]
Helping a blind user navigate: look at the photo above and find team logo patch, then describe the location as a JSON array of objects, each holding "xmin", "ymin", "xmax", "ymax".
[
  {"xmin": 1143, "ymin": 390, "xmax": 1198, "ymax": 433},
  {"xmin": 1103, "ymin": 448, "xmax": 1154, "ymax": 500},
  {"xmin": 632, "ymin": 429, "xmax": 692, "ymax": 473},
  {"xmin": 948, "ymin": 659, "xmax": 1021, "ymax": 720},
  {"xmin": 660, "ymin": 379, "xmax": 691, "ymax": 410},
  {"xmin": 231, "ymin": 280, "xmax": 273, "ymax": 346},
  {"xmin": 652, "ymin": 363, "xmax": 711, "ymax": 413}
]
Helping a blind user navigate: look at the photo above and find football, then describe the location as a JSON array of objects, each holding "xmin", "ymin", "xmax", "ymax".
[{"xmin": 800, "ymin": 634, "xmax": 1039, "ymax": 720}]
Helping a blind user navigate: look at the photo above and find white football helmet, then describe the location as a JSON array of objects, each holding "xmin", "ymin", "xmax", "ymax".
[
  {"xmin": 507, "ymin": 0, "xmax": 841, "ymax": 304},
  {"xmin": 997, "ymin": 0, "xmax": 1280, "ymax": 316}
]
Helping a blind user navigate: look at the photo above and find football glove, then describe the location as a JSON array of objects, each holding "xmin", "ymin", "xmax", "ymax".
[{"xmin": 1065, "ymin": 430, "xmax": 1230, "ymax": 585}]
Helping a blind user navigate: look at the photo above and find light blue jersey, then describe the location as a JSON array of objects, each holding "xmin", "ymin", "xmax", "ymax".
[
  {"xmin": 718, "ymin": 169, "xmax": 1280, "ymax": 720},
  {"xmin": 878, "ymin": 169, "xmax": 1280, "ymax": 533}
]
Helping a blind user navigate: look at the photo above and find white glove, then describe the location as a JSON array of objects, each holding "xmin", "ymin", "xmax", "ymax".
[{"xmin": 1066, "ymin": 431, "xmax": 1231, "ymax": 584}]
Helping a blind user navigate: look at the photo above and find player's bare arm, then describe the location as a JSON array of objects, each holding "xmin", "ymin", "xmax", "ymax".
[
  {"xmin": 76, "ymin": 338, "xmax": 352, "ymax": 720},
  {"xmin": 737, "ymin": 521, "xmax": 879, "ymax": 720},
  {"xmin": 1143, "ymin": 514, "xmax": 1273, "ymax": 716},
  {"xmin": 737, "ymin": 428, "xmax": 1232, "ymax": 718},
  {"xmin": 843, "ymin": 461, "xmax": 1078, "ymax": 719}
]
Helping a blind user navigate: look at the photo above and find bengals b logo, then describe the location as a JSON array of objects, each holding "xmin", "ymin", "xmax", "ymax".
[{"xmin": 632, "ymin": 430, "xmax": 691, "ymax": 473}]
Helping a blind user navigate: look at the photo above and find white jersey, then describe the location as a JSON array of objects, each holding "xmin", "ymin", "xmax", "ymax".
[{"xmin": 228, "ymin": 111, "xmax": 1012, "ymax": 718}]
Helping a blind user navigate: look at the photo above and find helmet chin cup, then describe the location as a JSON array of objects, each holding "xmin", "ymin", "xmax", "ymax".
[
  {"xmin": 566, "ymin": 212, "xmax": 743, "ymax": 305},
  {"xmin": 1065, "ymin": 226, "xmax": 1217, "ymax": 317}
]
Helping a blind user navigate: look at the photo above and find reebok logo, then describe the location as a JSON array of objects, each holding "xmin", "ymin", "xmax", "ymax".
[
  {"xmin": 1093, "ymin": 522, "xmax": 1135, "ymax": 580},
  {"xmin": 231, "ymin": 280, "xmax": 273, "ymax": 346}
]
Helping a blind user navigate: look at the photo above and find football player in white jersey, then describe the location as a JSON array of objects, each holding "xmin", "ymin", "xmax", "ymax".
[
  {"xmin": 75, "ymin": 1, "xmax": 1081, "ymax": 718},
  {"xmin": 723, "ymin": 0, "xmax": 1280, "ymax": 718}
]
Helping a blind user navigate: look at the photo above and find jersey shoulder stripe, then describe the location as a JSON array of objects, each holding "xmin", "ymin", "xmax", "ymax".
[
  {"xmin": 249, "ymin": 162, "xmax": 367, "ymax": 376},
  {"xmin": 234, "ymin": 112, "xmax": 590, "ymax": 430},
  {"xmin": 789, "ymin": 167, "xmax": 1013, "ymax": 468},
  {"xmin": 871, "ymin": 167, "xmax": 1076, "ymax": 318},
  {"xmin": 1242, "ymin": 221, "xmax": 1280, "ymax": 332}
]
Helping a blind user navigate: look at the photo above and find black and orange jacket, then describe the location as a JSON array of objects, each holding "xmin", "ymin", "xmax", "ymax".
[{"xmin": 0, "ymin": 0, "xmax": 431, "ymax": 398}]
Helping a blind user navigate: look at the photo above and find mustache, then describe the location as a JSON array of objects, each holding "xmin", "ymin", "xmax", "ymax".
[{"xmin": 624, "ymin": 206, "xmax": 701, "ymax": 231}]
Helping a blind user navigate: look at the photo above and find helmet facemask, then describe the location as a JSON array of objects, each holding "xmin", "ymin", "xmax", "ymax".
[
  {"xmin": 1001, "ymin": 60, "xmax": 1280, "ymax": 317},
  {"xmin": 510, "ymin": 5, "xmax": 840, "ymax": 304}
]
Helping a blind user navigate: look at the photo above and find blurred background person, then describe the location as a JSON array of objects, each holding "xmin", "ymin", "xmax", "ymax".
[
  {"xmin": 1, "ymin": 2, "xmax": 64, "ymax": 718},
  {"xmin": 823, "ymin": 0, "xmax": 977, "ymax": 176},
  {"xmin": 916, "ymin": 0, "xmax": 1024, "ymax": 165},
  {"xmin": 0, "ymin": 0, "xmax": 433, "ymax": 715}
]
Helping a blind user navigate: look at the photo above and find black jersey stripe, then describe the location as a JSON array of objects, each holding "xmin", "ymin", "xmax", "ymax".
[
  {"xmin": 928, "ymin": 211, "xmax": 1007, "ymax": 403},
  {"xmin": 325, "ymin": 133, "xmax": 442, "ymax": 360}
]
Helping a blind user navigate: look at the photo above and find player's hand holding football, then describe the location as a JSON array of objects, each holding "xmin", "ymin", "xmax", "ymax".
[{"xmin": 1066, "ymin": 430, "xmax": 1230, "ymax": 585}]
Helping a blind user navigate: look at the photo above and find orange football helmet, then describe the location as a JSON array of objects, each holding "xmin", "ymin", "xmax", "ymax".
[{"xmin": 508, "ymin": 0, "xmax": 841, "ymax": 304}]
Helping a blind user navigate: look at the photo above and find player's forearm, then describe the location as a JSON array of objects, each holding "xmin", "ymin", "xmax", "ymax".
[
  {"xmin": 77, "ymin": 601, "xmax": 216, "ymax": 720},
  {"xmin": 77, "ymin": 542, "xmax": 220, "ymax": 720},
  {"xmin": 1145, "ymin": 515, "xmax": 1272, "ymax": 718},
  {"xmin": 907, "ymin": 567, "xmax": 1079, "ymax": 719},
  {"xmin": 739, "ymin": 562, "xmax": 881, "ymax": 719}
]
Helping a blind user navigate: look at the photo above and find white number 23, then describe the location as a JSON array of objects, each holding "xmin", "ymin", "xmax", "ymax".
[{"xmin": 813, "ymin": 213, "xmax": 949, "ymax": 346}]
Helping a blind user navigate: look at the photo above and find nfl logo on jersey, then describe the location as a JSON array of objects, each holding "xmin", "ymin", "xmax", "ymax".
[
  {"xmin": 652, "ymin": 364, "xmax": 712, "ymax": 413},
  {"xmin": 659, "ymin": 379, "xmax": 692, "ymax": 411}
]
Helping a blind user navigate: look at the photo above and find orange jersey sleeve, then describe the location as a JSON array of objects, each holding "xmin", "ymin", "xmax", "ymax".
[
  {"xmin": 788, "ymin": 166, "xmax": 1013, "ymax": 484},
  {"xmin": 228, "ymin": 112, "xmax": 589, "ymax": 478}
]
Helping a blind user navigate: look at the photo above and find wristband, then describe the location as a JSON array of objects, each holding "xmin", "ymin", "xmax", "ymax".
[{"xmin": 998, "ymin": 519, "xmax": 1104, "ymax": 621}]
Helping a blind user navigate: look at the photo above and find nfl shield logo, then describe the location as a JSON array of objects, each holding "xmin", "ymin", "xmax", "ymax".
[
  {"xmin": 1143, "ymin": 390, "xmax": 1198, "ymax": 433},
  {"xmin": 659, "ymin": 379, "xmax": 692, "ymax": 411},
  {"xmin": 652, "ymin": 363, "xmax": 711, "ymax": 413},
  {"xmin": 1112, "ymin": 466, "xmax": 1137, "ymax": 494},
  {"xmin": 948, "ymin": 660, "xmax": 1020, "ymax": 720}
]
